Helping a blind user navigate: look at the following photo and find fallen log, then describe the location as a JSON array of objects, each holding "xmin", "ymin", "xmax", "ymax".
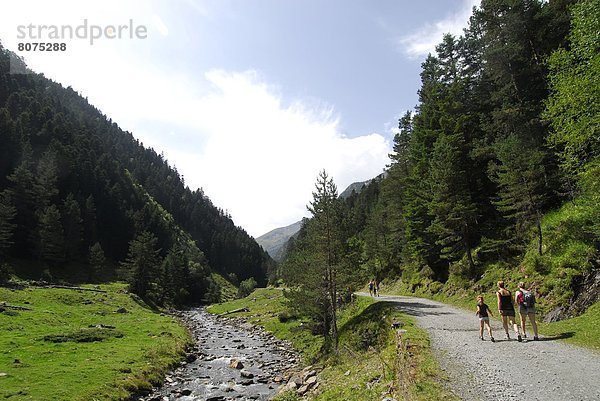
[
  {"xmin": 219, "ymin": 307, "xmax": 249, "ymax": 316},
  {"xmin": 1, "ymin": 302, "xmax": 32, "ymax": 311},
  {"xmin": 49, "ymin": 285, "xmax": 107, "ymax": 293}
]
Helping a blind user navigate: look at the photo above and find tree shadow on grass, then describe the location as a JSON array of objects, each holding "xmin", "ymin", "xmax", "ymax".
[
  {"xmin": 536, "ymin": 332, "xmax": 575, "ymax": 341},
  {"xmin": 338, "ymin": 301, "xmax": 397, "ymax": 351}
]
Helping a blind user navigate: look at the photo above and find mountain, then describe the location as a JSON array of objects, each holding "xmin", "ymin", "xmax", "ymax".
[
  {"xmin": 256, "ymin": 219, "xmax": 304, "ymax": 262},
  {"xmin": 339, "ymin": 180, "xmax": 370, "ymax": 199},
  {"xmin": 257, "ymin": 178, "xmax": 381, "ymax": 261},
  {"xmin": 339, "ymin": 174, "xmax": 384, "ymax": 199},
  {"xmin": 0, "ymin": 45, "xmax": 273, "ymax": 304}
]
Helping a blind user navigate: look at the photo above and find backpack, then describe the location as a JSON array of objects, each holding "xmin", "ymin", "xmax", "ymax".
[{"xmin": 522, "ymin": 291, "xmax": 536, "ymax": 307}]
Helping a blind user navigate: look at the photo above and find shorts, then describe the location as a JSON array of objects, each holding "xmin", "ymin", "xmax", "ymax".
[
  {"xmin": 519, "ymin": 305, "xmax": 536, "ymax": 315},
  {"xmin": 499, "ymin": 309, "xmax": 515, "ymax": 317},
  {"xmin": 478, "ymin": 317, "xmax": 490, "ymax": 322}
]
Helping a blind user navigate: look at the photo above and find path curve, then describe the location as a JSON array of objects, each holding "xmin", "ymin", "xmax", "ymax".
[{"xmin": 360, "ymin": 293, "xmax": 600, "ymax": 401}]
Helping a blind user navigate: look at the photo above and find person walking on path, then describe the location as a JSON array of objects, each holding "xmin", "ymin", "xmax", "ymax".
[
  {"xmin": 374, "ymin": 279, "xmax": 380, "ymax": 297},
  {"xmin": 476, "ymin": 295, "xmax": 495, "ymax": 342},
  {"xmin": 368, "ymin": 280, "xmax": 374, "ymax": 297},
  {"xmin": 515, "ymin": 282, "xmax": 539, "ymax": 340},
  {"xmin": 497, "ymin": 281, "xmax": 522, "ymax": 341}
]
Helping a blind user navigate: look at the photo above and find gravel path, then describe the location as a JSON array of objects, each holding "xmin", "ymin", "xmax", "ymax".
[{"xmin": 366, "ymin": 293, "xmax": 600, "ymax": 401}]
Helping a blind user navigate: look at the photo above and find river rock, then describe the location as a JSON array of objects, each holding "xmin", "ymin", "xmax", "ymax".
[
  {"xmin": 297, "ymin": 384, "xmax": 311, "ymax": 395},
  {"xmin": 305, "ymin": 375, "xmax": 318, "ymax": 386},
  {"xmin": 240, "ymin": 370, "xmax": 254, "ymax": 378},
  {"xmin": 303, "ymin": 369, "xmax": 317, "ymax": 381},
  {"xmin": 282, "ymin": 381, "xmax": 297, "ymax": 392},
  {"xmin": 229, "ymin": 359, "xmax": 244, "ymax": 369}
]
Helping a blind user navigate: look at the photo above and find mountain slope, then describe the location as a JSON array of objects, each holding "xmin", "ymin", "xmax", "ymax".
[
  {"xmin": 257, "ymin": 179, "xmax": 380, "ymax": 262},
  {"xmin": 256, "ymin": 219, "xmax": 304, "ymax": 261},
  {"xmin": 0, "ymin": 45, "xmax": 272, "ymax": 301}
]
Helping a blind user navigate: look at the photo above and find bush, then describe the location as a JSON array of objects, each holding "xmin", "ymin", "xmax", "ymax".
[
  {"xmin": 238, "ymin": 277, "xmax": 257, "ymax": 298},
  {"xmin": 0, "ymin": 263, "xmax": 12, "ymax": 283},
  {"xmin": 278, "ymin": 310, "xmax": 297, "ymax": 323},
  {"xmin": 42, "ymin": 328, "xmax": 125, "ymax": 343}
]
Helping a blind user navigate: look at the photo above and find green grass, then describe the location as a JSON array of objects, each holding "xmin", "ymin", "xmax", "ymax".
[
  {"xmin": 538, "ymin": 302, "xmax": 600, "ymax": 350},
  {"xmin": 209, "ymin": 289, "xmax": 455, "ymax": 401},
  {"xmin": 207, "ymin": 287, "xmax": 323, "ymax": 361},
  {"xmin": 314, "ymin": 297, "xmax": 456, "ymax": 401},
  {"xmin": 0, "ymin": 283, "xmax": 191, "ymax": 401},
  {"xmin": 211, "ymin": 273, "xmax": 239, "ymax": 302}
]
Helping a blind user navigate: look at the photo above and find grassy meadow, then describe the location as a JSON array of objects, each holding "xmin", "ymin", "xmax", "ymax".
[{"xmin": 0, "ymin": 283, "xmax": 190, "ymax": 401}]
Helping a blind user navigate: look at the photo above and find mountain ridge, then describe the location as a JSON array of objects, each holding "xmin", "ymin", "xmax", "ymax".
[{"xmin": 256, "ymin": 177, "xmax": 378, "ymax": 261}]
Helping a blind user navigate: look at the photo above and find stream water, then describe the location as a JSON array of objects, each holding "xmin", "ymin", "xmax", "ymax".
[{"xmin": 140, "ymin": 308, "xmax": 299, "ymax": 401}]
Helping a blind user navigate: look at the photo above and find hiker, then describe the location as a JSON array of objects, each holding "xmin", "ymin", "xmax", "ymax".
[
  {"xmin": 516, "ymin": 282, "xmax": 539, "ymax": 341},
  {"xmin": 497, "ymin": 281, "xmax": 522, "ymax": 341},
  {"xmin": 368, "ymin": 280, "xmax": 374, "ymax": 297},
  {"xmin": 475, "ymin": 295, "xmax": 495, "ymax": 342},
  {"xmin": 375, "ymin": 280, "xmax": 380, "ymax": 297}
]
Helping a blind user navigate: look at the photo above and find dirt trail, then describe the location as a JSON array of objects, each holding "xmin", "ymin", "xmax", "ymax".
[{"xmin": 363, "ymin": 293, "xmax": 600, "ymax": 401}]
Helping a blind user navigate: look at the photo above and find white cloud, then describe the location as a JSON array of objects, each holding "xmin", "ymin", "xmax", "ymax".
[
  {"xmin": 157, "ymin": 70, "xmax": 391, "ymax": 237},
  {"xmin": 397, "ymin": 0, "xmax": 480, "ymax": 59},
  {"xmin": 0, "ymin": 1, "xmax": 391, "ymax": 237}
]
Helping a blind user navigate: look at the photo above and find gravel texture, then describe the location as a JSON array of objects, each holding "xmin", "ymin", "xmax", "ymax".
[{"xmin": 374, "ymin": 293, "xmax": 600, "ymax": 401}]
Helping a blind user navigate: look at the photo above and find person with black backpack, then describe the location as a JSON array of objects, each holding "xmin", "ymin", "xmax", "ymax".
[{"xmin": 516, "ymin": 282, "xmax": 539, "ymax": 341}]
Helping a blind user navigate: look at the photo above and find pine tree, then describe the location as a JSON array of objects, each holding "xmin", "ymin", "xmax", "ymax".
[
  {"xmin": 0, "ymin": 190, "xmax": 16, "ymax": 257},
  {"xmin": 120, "ymin": 231, "xmax": 163, "ymax": 303},
  {"xmin": 283, "ymin": 171, "xmax": 346, "ymax": 350},
  {"xmin": 307, "ymin": 170, "xmax": 344, "ymax": 350},
  {"xmin": 83, "ymin": 195, "xmax": 98, "ymax": 245},
  {"xmin": 88, "ymin": 242, "xmax": 106, "ymax": 281},
  {"xmin": 62, "ymin": 194, "xmax": 83, "ymax": 260},
  {"xmin": 34, "ymin": 150, "xmax": 59, "ymax": 210},
  {"xmin": 7, "ymin": 155, "xmax": 37, "ymax": 256},
  {"xmin": 38, "ymin": 204, "xmax": 65, "ymax": 266},
  {"xmin": 489, "ymin": 135, "xmax": 547, "ymax": 255},
  {"xmin": 428, "ymin": 132, "xmax": 478, "ymax": 273}
]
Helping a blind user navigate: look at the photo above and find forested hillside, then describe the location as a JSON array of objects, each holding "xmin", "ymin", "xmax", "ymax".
[
  {"xmin": 280, "ymin": 0, "xmax": 599, "ymax": 348},
  {"xmin": 0, "ymin": 44, "xmax": 273, "ymax": 305}
]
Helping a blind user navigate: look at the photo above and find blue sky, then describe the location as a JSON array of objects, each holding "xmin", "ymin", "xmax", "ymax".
[{"xmin": 1, "ymin": 0, "xmax": 479, "ymax": 236}]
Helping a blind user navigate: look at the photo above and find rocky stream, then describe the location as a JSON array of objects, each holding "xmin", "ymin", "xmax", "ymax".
[{"xmin": 138, "ymin": 308, "xmax": 310, "ymax": 401}]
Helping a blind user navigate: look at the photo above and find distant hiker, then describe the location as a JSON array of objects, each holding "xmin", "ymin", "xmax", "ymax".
[
  {"xmin": 516, "ymin": 282, "xmax": 539, "ymax": 341},
  {"xmin": 497, "ymin": 281, "xmax": 522, "ymax": 341},
  {"xmin": 475, "ymin": 295, "xmax": 495, "ymax": 342},
  {"xmin": 368, "ymin": 280, "xmax": 374, "ymax": 297},
  {"xmin": 375, "ymin": 280, "xmax": 380, "ymax": 297}
]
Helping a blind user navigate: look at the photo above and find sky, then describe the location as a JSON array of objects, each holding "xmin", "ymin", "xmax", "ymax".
[{"xmin": 0, "ymin": 0, "xmax": 480, "ymax": 237}]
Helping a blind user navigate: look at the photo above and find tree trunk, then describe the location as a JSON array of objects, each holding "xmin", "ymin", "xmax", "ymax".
[
  {"xmin": 329, "ymin": 267, "xmax": 339, "ymax": 351},
  {"xmin": 466, "ymin": 245, "xmax": 475, "ymax": 275},
  {"xmin": 536, "ymin": 213, "xmax": 543, "ymax": 256}
]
